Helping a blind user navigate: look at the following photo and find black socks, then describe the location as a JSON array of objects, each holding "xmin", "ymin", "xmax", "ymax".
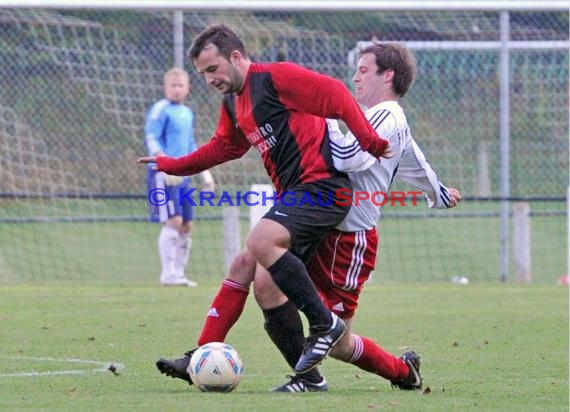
[
  {"xmin": 263, "ymin": 300, "xmax": 324, "ymax": 383},
  {"xmin": 267, "ymin": 251, "xmax": 331, "ymax": 328}
]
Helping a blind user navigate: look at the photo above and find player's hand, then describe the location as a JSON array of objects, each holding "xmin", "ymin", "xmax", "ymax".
[
  {"xmin": 137, "ymin": 156, "xmax": 157, "ymax": 164},
  {"xmin": 380, "ymin": 143, "xmax": 396, "ymax": 159},
  {"xmin": 447, "ymin": 188, "xmax": 462, "ymax": 208},
  {"xmin": 164, "ymin": 173, "xmax": 184, "ymax": 186},
  {"xmin": 200, "ymin": 170, "xmax": 216, "ymax": 192}
]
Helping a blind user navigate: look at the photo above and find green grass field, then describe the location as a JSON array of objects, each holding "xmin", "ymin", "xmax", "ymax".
[{"xmin": 1, "ymin": 281, "xmax": 567, "ymax": 411}]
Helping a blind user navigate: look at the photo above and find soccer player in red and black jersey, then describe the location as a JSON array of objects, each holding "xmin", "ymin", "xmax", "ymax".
[
  {"xmin": 153, "ymin": 40, "xmax": 461, "ymax": 393},
  {"xmin": 138, "ymin": 24, "xmax": 393, "ymax": 373}
]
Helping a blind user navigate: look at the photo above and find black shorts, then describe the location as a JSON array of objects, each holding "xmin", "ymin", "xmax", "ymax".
[{"xmin": 262, "ymin": 176, "xmax": 352, "ymax": 263}]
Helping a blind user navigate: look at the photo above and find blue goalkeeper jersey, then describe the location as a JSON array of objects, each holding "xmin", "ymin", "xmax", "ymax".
[{"xmin": 144, "ymin": 98, "xmax": 197, "ymax": 159}]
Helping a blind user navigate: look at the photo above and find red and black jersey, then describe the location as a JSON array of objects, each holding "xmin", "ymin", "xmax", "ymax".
[{"xmin": 157, "ymin": 62, "xmax": 388, "ymax": 194}]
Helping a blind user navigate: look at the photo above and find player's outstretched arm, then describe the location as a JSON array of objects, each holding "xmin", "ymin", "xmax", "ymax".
[{"xmin": 137, "ymin": 134, "xmax": 249, "ymax": 177}]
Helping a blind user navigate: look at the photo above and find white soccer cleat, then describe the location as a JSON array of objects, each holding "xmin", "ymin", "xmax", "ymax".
[{"xmin": 160, "ymin": 276, "xmax": 198, "ymax": 287}]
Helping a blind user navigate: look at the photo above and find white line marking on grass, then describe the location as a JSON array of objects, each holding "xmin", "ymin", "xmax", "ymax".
[{"xmin": 0, "ymin": 356, "xmax": 125, "ymax": 378}]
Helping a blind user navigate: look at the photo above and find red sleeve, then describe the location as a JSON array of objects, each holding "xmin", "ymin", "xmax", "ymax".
[
  {"xmin": 157, "ymin": 105, "xmax": 250, "ymax": 175},
  {"xmin": 269, "ymin": 63, "xmax": 388, "ymax": 158}
]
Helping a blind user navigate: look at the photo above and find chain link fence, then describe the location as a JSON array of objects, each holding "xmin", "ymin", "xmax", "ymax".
[{"xmin": 0, "ymin": 8, "xmax": 567, "ymax": 283}]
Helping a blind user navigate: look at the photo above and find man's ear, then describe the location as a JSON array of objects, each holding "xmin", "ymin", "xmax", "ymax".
[{"xmin": 230, "ymin": 51, "xmax": 241, "ymax": 67}]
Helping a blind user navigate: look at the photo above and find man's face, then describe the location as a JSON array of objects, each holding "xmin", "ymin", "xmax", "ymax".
[
  {"xmin": 352, "ymin": 52, "xmax": 388, "ymax": 107},
  {"xmin": 194, "ymin": 44, "xmax": 243, "ymax": 94},
  {"xmin": 164, "ymin": 74, "xmax": 190, "ymax": 104}
]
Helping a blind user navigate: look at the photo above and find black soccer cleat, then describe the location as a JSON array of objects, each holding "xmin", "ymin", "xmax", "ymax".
[
  {"xmin": 391, "ymin": 350, "xmax": 422, "ymax": 390},
  {"xmin": 155, "ymin": 349, "xmax": 196, "ymax": 385},
  {"xmin": 294, "ymin": 313, "xmax": 346, "ymax": 374},
  {"xmin": 271, "ymin": 375, "xmax": 329, "ymax": 393}
]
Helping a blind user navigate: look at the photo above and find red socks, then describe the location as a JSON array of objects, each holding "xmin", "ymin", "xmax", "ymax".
[
  {"xmin": 197, "ymin": 279, "xmax": 249, "ymax": 346},
  {"xmin": 349, "ymin": 335, "xmax": 409, "ymax": 381}
]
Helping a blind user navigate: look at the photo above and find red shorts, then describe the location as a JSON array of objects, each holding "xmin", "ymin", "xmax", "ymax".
[{"xmin": 306, "ymin": 228, "xmax": 378, "ymax": 319}]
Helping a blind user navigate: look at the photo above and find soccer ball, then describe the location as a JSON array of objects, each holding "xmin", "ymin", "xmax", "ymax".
[{"xmin": 187, "ymin": 342, "xmax": 244, "ymax": 392}]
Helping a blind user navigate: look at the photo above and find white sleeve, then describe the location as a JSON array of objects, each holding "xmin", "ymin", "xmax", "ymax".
[
  {"xmin": 328, "ymin": 119, "xmax": 378, "ymax": 173},
  {"xmin": 329, "ymin": 108, "xmax": 404, "ymax": 175},
  {"xmin": 397, "ymin": 139, "xmax": 454, "ymax": 209},
  {"xmin": 329, "ymin": 106, "xmax": 401, "ymax": 173}
]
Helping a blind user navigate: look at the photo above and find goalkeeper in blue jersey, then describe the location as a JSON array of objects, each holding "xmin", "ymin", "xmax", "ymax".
[{"xmin": 145, "ymin": 68, "xmax": 215, "ymax": 287}]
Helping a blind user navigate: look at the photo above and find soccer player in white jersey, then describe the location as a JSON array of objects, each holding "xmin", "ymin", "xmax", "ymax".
[
  {"xmin": 155, "ymin": 43, "xmax": 461, "ymax": 391},
  {"xmin": 145, "ymin": 68, "xmax": 214, "ymax": 287},
  {"xmin": 253, "ymin": 42, "xmax": 461, "ymax": 392}
]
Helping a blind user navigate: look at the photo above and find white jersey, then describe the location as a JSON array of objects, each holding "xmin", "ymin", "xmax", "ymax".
[{"xmin": 329, "ymin": 100, "xmax": 454, "ymax": 232}]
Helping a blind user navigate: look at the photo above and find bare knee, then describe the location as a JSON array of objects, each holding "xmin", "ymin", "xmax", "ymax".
[
  {"xmin": 246, "ymin": 219, "xmax": 290, "ymax": 267},
  {"xmin": 165, "ymin": 215, "xmax": 183, "ymax": 231},
  {"xmin": 226, "ymin": 250, "xmax": 257, "ymax": 286},
  {"xmin": 253, "ymin": 267, "xmax": 288, "ymax": 310}
]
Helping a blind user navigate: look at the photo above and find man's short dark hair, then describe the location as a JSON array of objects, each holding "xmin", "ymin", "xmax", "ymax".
[{"xmin": 188, "ymin": 24, "xmax": 248, "ymax": 61}]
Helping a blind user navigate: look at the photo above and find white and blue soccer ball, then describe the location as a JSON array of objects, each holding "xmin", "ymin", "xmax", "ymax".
[{"xmin": 187, "ymin": 342, "xmax": 244, "ymax": 392}]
